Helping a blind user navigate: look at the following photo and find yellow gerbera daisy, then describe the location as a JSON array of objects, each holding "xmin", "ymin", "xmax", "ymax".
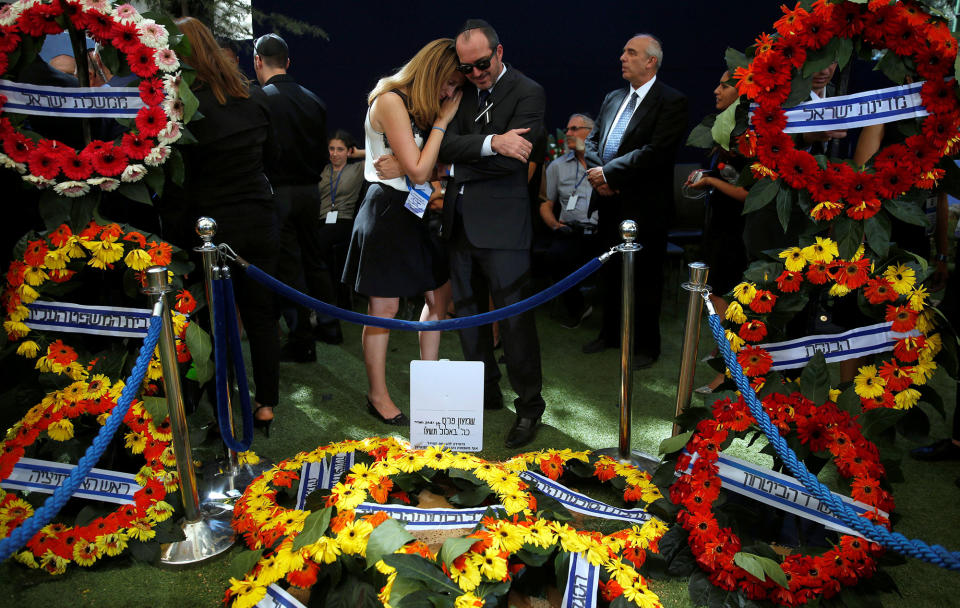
[
  {"xmin": 778, "ymin": 247, "xmax": 807, "ymax": 272},
  {"xmin": 853, "ymin": 365, "xmax": 885, "ymax": 400},
  {"xmin": 802, "ymin": 236, "xmax": 838, "ymax": 263},
  {"xmin": 883, "ymin": 263, "xmax": 916, "ymax": 295}
]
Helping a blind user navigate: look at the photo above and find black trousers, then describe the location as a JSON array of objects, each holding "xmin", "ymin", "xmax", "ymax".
[
  {"xmin": 542, "ymin": 228, "xmax": 601, "ymax": 316},
  {"xmin": 597, "ymin": 219, "xmax": 667, "ymax": 359},
  {"xmin": 275, "ymin": 184, "xmax": 326, "ymax": 344},
  {"xmin": 449, "ymin": 224, "xmax": 545, "ymax": 420}
]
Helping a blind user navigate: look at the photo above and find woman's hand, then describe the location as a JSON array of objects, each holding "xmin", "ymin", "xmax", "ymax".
[
  {"xmin": 685, "ymin": 170, "xmax": 712, "ymax": 190},
  {"xmin": 438, "ymin": 90, "xmax": 463, "ymax": 126}
]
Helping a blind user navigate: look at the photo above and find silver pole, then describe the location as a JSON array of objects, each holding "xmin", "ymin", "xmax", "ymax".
[
  {"xmin": 143, "ymin": 267, "xmax": 201, "ymax": 522},
  {"xmin": 195, "ymin": 218, "xmax": 240, "ymax": 471},
  {"xmin": 144, "ymin": 266, "xmax": 235, "ymax": 567},
  {"xmin": 674, "ymin": 262, "xmax": 710, "ymax": 436},
  {"xmin": 617, "ymin": 220, "xmax": 640, "ymax": 461}
]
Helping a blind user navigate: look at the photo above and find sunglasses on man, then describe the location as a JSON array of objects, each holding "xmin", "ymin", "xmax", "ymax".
[{"xmin": 456, "ymin": 50, "xmax": 495, "ymax": 74}]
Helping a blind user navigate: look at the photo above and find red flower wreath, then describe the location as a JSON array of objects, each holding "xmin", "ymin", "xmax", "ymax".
[
  {"xmin": 0, "ymin": 0, "xmax": 182, "ymax": 194},
  {"xmin": 735, "ymin": 0, "xmax": 960, "ymax": 222},
  {"xmin": 0, "ymin": 378, "xmax": 177, "ymax": 574},
  {"xmin": 671, "ymin": 392, "xmax": 892, "ymax": 607}
]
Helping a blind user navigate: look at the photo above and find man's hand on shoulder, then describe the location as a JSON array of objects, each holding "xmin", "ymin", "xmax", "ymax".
[
  {"xmin": 373, "ymin": 154, "xmax": 403, "ymax": 180},
  {"xmin": 491, "ymin": 128, "xmax": 532, "ymax": 162}
]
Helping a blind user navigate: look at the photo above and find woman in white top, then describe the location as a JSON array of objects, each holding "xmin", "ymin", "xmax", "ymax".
[{"xmin": 342, "ymin": 39, "xmax": 463, "ymax": 425}]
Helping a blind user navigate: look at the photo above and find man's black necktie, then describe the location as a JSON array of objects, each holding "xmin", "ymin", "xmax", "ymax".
[{"xmin": 479, "ymin": 88, "xmax": 491, "ymax": 108}]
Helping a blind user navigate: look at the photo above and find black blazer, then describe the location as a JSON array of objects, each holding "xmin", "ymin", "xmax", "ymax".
[
  {"xmin": 585, "ymin": 78, "xmax": 688, "ymax": 232},
  {"xmin": 439, "ymin": 66, "xmax": 545, "ymax": 250}
]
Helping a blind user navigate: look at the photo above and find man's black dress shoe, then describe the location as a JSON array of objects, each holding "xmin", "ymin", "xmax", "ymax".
[
  {"xmin": 910, "ymin": 438, "xmax": 960, "ymax": 461},
  {"xmin": 505, "ymin": 416, "xmax": 540, "ymax": 448},
  {"xmin": 582, "ymin": 338, "xmax": 615, "ymax": 354},
  {"xmin": 632, "ymin": 354, "xmax": 657, "ymax": 370},
  {"xmin": 279, "ymin": 341, "xmax": 316, "ymax": 363}
]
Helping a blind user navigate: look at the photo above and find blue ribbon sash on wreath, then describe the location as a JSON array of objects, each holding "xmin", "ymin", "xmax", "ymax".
[
  {"xmin": 0, "ymin": 79, "xmax": 144, "ymax": 118},
  {"xmin": 756, "ymin": 321, "xmax": 920, "ymax": 371},
  {"xmin": 25, "ymin": 300, "xmax": 153, "ymax": 338},
  {"xmin": 0, "ymin": 457, "xmax": 139, "ymax": 505},
  {"xmin": 563, "ymin": 551, "xmax": 599, "ymax": 608},
  {"xmin": 680, "ymin": 451, "xmax": 887, "ymax": 538},
  {"xmin": 294, "ymin": 452, "xmax": 355, "ymax": 510},
  {"xmin": 750, "ymin": 81, "xmax": 928, "ymax": 133}
]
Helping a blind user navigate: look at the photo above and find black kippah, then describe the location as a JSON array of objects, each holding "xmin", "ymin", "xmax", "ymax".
[
  {"xmin": 254, "ymin": 33, "xmax": 288, "ymax": 58},
  {"xmin": 458, "ymin": 19, "xmax": 494, "ymax": 35}
]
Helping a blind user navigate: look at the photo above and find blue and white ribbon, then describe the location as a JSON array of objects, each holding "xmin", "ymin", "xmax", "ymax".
[
  {"xmin": 563, "ymin": 552, "xmax": 599, "ymax": 608},
  {"xmin": 757, "ymin": 321, "xmax": 920, "ymax": 371},
  {"xmin": 294, "ymin": 452, "xmax": 354, "ymax": 510},
  {"xmin": 257, "ymin": 584, "xmax": 307, "ymax": 608},
  {"xmin": 354, "ymin": 503, "xmax": 505, "ymax": 529},
  {"xmin": 751, "ymin": 81, "xmax": 927, "ymax": 133},
  {"xmin": 0, "ymin": 79, "xmax": 144, "ymax": 118},
  {"xmin": 26, "ymin": 300, "xmax": 153, "ymax": 338},
  {"xmin": 519, "ymin": 471, "xmax": 652, "ymax": 525},
  {"xmin": 0, "ymin": 457, "xmax": 138, "ymax": 505},
  {"xmin": 681, "ymin": 452, "xmax": 887, "ymax": 537}
]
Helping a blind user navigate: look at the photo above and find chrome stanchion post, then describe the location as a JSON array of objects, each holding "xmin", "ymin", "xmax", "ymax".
[
  {"xmin": 143, "ymin": 267, "xmax": 233, "ymax": 567},
  {"xmin": 196, "ymin": 218, "xmax": 241, "ymax": 473},
  {"xmin": 597, "ymin": 220, "xmax": 658, "ymax": 471},
  {"xmin": 674, "ymin": 262, "xmax": 710, "ymax": 436}
]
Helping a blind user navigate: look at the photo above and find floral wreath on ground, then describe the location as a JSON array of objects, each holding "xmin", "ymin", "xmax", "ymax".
[
  {"xmin": 0, "ymin": 0, "xmax": 185, "ymax": 195},
  {"xmin": 2, "ymin": 220, "xmax": 198, "ymax": 392},
  {"xmin": 232, "ymin": 438, "xmax": 535, "ymax": 552},
  {"xmin": 0, "ymin": 376, "xmax": 177, "ymax": 574},
  {"xmin": 732, "ymin": 0, "xmax": 960, "ymax": 229},
  {"xmin": 719, "ymin": 236, "xmax": 942, "ymax": 414},
  {"xmin": 669, "ymin": 391, "xmax": 892, "ymax": 607},
  {"xmin": 507, "ymin": 447, "xmax": 664, "ymax": 506},
  {"xmin": 226, "ymin": 510, "xmax": 666, "ymax": 608}
]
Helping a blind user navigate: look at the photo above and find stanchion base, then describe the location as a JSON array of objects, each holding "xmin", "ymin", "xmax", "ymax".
[
  {"xmin": 198, "ymin": 458, "xmax": 273, "ymax": 507},
  {"xmin": 158, "ymin": 505, "xmax": 234, "ymax": 568},
  {"xmin": 595, "ymin": 447, "xmax": 660, "ymax": 474}
]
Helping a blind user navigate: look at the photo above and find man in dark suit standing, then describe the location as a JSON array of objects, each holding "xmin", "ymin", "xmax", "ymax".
[
  {"xmin": 439, "ymin": 19, "xmax": 547, "ymax": 448},
  {"xmin": 254, "ymin": 33, "xmax": 333, "ymax": 363},
  {"xmin": 582, "ymin": 34, "xmax": 688, "ymax": 369}
]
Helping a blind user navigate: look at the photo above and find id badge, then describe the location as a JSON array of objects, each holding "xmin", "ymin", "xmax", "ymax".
[
  {"xmin": 404, "ymin": 179, "xmax": 433, "ymax": 218},
  {"xmin": 566, "ymin": 194, "xmax": 578, "ymax": 211},
  {"xmin": 325, "ymin": 211, "xmax": 338, "ymax": 224}
]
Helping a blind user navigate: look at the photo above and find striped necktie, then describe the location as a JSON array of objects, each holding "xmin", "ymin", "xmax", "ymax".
[{"xmin": 602, "ymin": 92, "xmax": 638, "ymax": 163}]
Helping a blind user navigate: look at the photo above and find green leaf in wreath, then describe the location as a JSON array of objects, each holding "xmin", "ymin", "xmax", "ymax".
[
  {"xmin": 775, "ymin": 186, "xmax": 794, "ymax": 233},
  {"xmin": 883, "ymin": 198, "xmax": 929, "ymax": 227},
  {"xmin": 179, "ymin": 79, "xmax": 201, "ymax": 124},
  {"xmin": 439, "ymin": 536, "xmax": 475, "ymax": 570},
  {"xmin": 382, "ymin": 554, "xmax": 462, "ymax": 596},
  {"xmin": 834, "ymin": 216, "xmax": 865, "ymax": 260},
  {"xmin": 800, "ymin": 352, "xmax": 830, "ymax": 405},
  {"xmin": 387, "ymin": 577, "xmax": 427, "ymax": 608},
  {"xmin": 918, "ymin": 383, "xmax": 946, "ymax": 420},
  {"xmin": 145, "ymin": 166, "xmax": 165, "ymax": 199},
  {"xmin": 515, "ymin": 545, "xmax": 554, "ymax": 567},
  {"xmin": 366, "ymin": 518, "xmax": 415, "ymax": 569},
  {"xmin": 743, "ymin": 177, "xmax": 780, "ymax": 214},
  {"xmin": 784, "ymin": 71, "xmax": 813, "ymax": 108},
  {"xmin": 118, "ymin": 182, "xmax": 152, "ymax": 206},
  {"xmin": 725, "ymin": 47, "xmax": 749, "ymax": 74},
  {"xmin": 292, "ymin": 506, "xmax": 332, "ymax": 551},
  {"xmin": 168, "ymin": 148, "xmax": 186, "ymax": 186},
  {"xmin": 141, "ymin": 395, "xmax": 169, "ymax": 422},
  {"xmin": 836, "ymin": 37, "xmax": 854, "ymax": 71},
  {"xmin": 38, "ymin": 189, "xmax": 73, "ymax": 232},
  {"xmin": 875, "ymin": 49, "xmax": 912, "ymax": 84},
  {"xmin": 864, "ymin": 212, "xmax": 892, "ymax": 259},
  {"xmin": 803, "ymin": 38, "xmax": 843, "ymax": 78},
  {"xmin": 229, "ymin": 548, "xmax": 263, "ymax": 580},
  {"xmin": 687, "ymin": 120, "xmax": 716, "ymax": 149},
  {"xmin": 445, "ymin": 467, "xmax": 483, "ymax": 485},
  {"xmin": 859, "ymin": 408, "xmax": 907, "ymax": 443},
  {"xmin": 659, "ymin": 431, "xmax": 693, "ymax": 456},
  {"xmin": 554, "ymin": 551, "xmax": 570, "ymax": 598},
  {"xmin": 475, "ymin": 580, "xmax": 511, "ymax": 600},
  {"xmin": 449, "ymin": 484, "xmax": 492, "ymax": 507},
  {"xmin": 733, "ymin": 551, "xmax": 767, "ymax": 582},
  {"xmin": 896, "ymin": 405, "xmax": 931, "ymax": 442},
  {"xmin": 710, "ymin": 98, "xmax": 740, "ymax": 151},
  {"xmin": 837, "ymin": 386, "xmax": 861, "ymax": 416},
  {"xmin": 185, "ymin": 322, "xmax": 213, "ymax": 384}
]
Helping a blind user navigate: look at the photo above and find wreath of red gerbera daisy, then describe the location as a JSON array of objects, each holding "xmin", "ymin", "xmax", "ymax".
[
  {"xmin": 720, "ymin": 237, "xmax": 942, "ymax": 413},
  {"xmin": 736, "ymin": 0, "xmax": 960, "ymax": 222},
  {"xmin": 0, "ymin": 0, "xmax": 183, "ymax": 195},
  {"xmin": 0, "ymin": 379, "xmax": 176, "ymax": 574},
  {"xmin": 670, "ymin": 391, "xmax": 892, "ymax": 607}
]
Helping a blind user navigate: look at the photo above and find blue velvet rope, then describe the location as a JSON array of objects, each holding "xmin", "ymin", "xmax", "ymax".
[
  {"xmin": 0, "ymin": 315, "xmax": 163, "ymax": 563},
  {"xmin": 706, "ymin": 311, "xmax": 960, "ymax": 570},
  {"xmin": 243, "ymin": 257, "xmax": 605, "ymax": 331},
  {"xmin": 211, "ymin": 276, "xmax": 253, "ymax": 453}
]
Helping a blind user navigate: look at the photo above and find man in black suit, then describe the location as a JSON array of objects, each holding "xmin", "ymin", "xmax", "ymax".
[
  {"xmin": 439, "ymin": 19, "xmax": 547, "ymax": 448},
  {"xmin": 582, "ymin": 34, "xmax": 689, "ymax": 369}
]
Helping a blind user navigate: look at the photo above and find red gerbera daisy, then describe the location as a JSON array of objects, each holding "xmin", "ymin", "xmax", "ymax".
[
  {"xmin": 863, "ymin": 278, "xmax": 898, "ymax": 304},
  {"xmin": 121, "ymin": 132, "xmax": 154, "ymax": 160},
  {"xmin": 138, "ymin": 78, "xmax": 166, "ymax": 106},
  {"xmin": 885, "ymin": 304, "xmax": 917, "ymax": 332},
  {"xmin": 748, "ymin": 289, "xmax": 777, "ymax": 313},
  {"xmin": 87, "ymin": 144, "xmax": 129, "ymax": 176},
  {"xmin": 739, "ymin": 320, "xmax": 768, "ymax": 342},
  {"xmin": 111, "ymin": 21, "xmax": 144, "ymax": 53},
  {"xmin": 833, "ymin": 259, "xmax": 870, "ymax": 289},
  {"xmin": 773, "ymin": 2, "xmax": 809, "ymax": 36},
  {"xmin": 23, "ymin": 239, "xmax": 48, "ymax": 267},
  {"xmin": 127, "ymin": 45, "xmax": 158, "ymax": 78},
  {"xmin": 47, "ymin": 340, "xmax": 79, "ymax": 366},
  {"xmin": 59, "ymin": 148, "xmax": 93, "ymax": 180},
  {"xmin": 49, "ymin": 224, "xmax": 73, "ymax": 248},
  {"xmin": 878, "ymin": 360, "xmax": 914, "ymax": 392},
  {"xmin": 0, "ymin": 26, "xmax": 20, "ymax": 53},
  {"xmin": 135, "ymin": 105, "xmax": 167, "ymax": 137},
  {"xmin": 778, "ymin": 149, "xmax": 820, "ymax": 189},
  {"xmin": 737, "ymin": 346, "xmax": 773, "ymax": 377},
  {"xmin": 18, "ymin": 4, "xmax": 62, "ymax": 36},
  {"xmin": 776, "ymin": 270, "xmax": 804, "ymax": 292}
]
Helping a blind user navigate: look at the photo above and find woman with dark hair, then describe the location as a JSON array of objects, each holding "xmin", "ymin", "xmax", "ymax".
[
  {"xmin": 342, "ymin": 38, "xmax": 463, "ymax": 425},
  {"xmin": 167, "ymin": 17, "xmax": 280, "ymax": 434}
]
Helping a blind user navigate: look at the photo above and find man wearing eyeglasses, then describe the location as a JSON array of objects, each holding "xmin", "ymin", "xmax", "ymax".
[
  {"xmin": 581, "ymin": 34, "xmax": 688, "ymax": 370},
  {"xmin": 540, "ymin": 114, "xmax": 599, "ymax": 329},
  {"xmin": 253, "ymin": 33, "xmax": 330, "ymax": 363},
  {"xmin": 439, "ymin": 19, "xmax": 547, "ymax": 449}
]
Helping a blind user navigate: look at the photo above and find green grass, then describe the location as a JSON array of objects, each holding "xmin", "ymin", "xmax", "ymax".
[{"xmin": 1, "ymin": 289, "xmax": 959, "ymax": 607}]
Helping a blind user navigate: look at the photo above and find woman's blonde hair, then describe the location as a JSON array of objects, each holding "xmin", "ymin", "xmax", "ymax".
[
  {"xmin": 175, "ymin": 17, "xmax": 250, "ymax": 105},
  {"xmin": 368, "ymin": 38, "xmax": 458, "ymax": 129}
]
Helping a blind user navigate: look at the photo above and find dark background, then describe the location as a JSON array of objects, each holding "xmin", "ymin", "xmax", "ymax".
[{"xmin": 249, "ymin": 0, "xmax": 787, "ymax": 163}]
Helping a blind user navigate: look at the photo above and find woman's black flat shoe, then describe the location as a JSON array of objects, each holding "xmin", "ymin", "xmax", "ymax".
[{"xmin": 366, "ymin": 399, "xmax": 408, "ymax": 426}]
